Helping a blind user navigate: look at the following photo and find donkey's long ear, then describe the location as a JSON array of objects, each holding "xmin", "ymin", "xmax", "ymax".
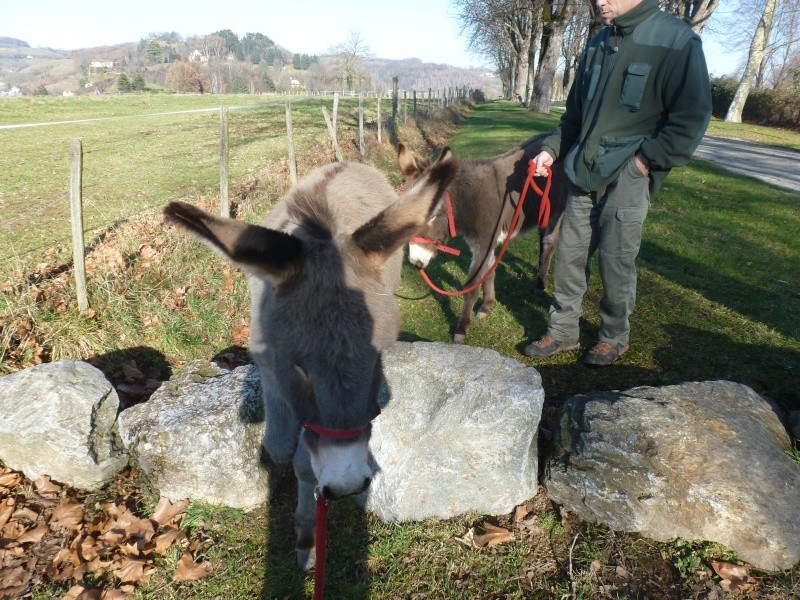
[
  {"xmin": 163, "ymin": 202, "xmax": 305, "ymax": 282},
  {"xmin": 436, "ymin": 146, "xmax": 453, "ymax": 163},
  {"xmin": 352, "ymin": 160, "xmax": 457, "ymax": 263},
  {"xmin": 396, "ymin": 143, "xmax": 420, "ymax": 181}
]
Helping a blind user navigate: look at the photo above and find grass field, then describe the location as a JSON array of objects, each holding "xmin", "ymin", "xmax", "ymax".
[
  {"xmin": 1, "ymin": 98, "xmax": 799, "ymax": 598},
  {"xmin": 0, "ymin": 93, "xmax": 405, "ymax": 276}
]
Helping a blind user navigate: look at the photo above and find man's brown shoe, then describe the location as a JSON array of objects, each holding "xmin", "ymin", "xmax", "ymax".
[
  {"xmin": 523, "ymin": 335, "xmax": 580, "ymax": 359},
  {"xmin": 583, "ymin": 341, "xmax": 629, "ymax": 367}
]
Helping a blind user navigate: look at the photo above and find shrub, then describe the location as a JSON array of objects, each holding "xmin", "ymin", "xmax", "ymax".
[
  {"xmin": 117, "ymin": 73, "xmax": 131, "ymax": 93},
  {"xmin": 471, "ymin": 89, "xmax": 487, "ymax": 103},
  {"xmin": 710, "ymin": 75, "xmax": 800, "ymax": 129},
  {"xmin": 165, "ymin": 62, "xmax": 209, "ymax": 93}
]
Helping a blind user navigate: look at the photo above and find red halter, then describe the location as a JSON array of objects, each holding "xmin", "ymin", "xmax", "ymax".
[
  {"xmin": 302, "ymin": 420, "xmax": 372, "ymax": 439},
  {"xmin": 409, "ymin": 192, "xmax": 461, "ymax": 256}
]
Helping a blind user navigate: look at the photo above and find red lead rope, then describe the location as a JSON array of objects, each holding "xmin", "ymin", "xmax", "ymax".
[
  {"xmin": 419, "ymin": 160, "xmax": 551, "ymax": 297},
  {"xmin": 313, "ymin": 494, "xmax": 329, "ymax": 600}
]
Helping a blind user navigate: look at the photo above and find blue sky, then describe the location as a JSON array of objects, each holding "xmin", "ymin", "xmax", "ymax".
[{"xmin": 3, "ymin": 0, "xmax": 739, "ymax": 75}]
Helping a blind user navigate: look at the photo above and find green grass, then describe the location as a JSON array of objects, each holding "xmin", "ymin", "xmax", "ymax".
[
  {"xmin": 0, "ymin": 93, "xmax": 396, "ymax": 276},
  {"xmin": 705, "ymin": 117, "xmax": 800, "ymax": 150},
  {"xmin": 3, "ymin": 99, "xmax": 799, "ymax": 598}
]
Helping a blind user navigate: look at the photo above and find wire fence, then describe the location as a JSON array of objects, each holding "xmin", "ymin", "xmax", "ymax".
[{"xmin": 0, "ymin": 86, "xmax": 472, "ymax": 283}]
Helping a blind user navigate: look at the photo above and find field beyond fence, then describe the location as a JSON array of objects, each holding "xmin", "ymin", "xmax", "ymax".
[{"xmin": 0, "ymin": 89, "xmax": 465, "ymax": 281}]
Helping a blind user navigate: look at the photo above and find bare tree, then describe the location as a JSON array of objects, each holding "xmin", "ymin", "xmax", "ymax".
[
  {"xmin": 330, "ymin": 30, "xmax": 372, "ymax": 92},
  {"xmin": 761, "ymin": 0, "xmax": 800, "ymax": 88},
  {"xmin": 455, "ymin": 0, "xmax": 539, "ymax": 100},
  {"xmin": 660, "ymin": 0, "xmax": 721, "ymax": 32},
  {"xmin": 725, "ymin": 0, "xmax": 779, "ymax": 121},
  {"xmin": 529, "ymin": 0, "xmax": 578, "ymax": 112},
  {"xmin": 559, "ymin": 1, "xmax": 593, "ymax": 98}
]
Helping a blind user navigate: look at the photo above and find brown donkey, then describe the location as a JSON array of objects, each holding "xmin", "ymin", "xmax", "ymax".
[
  {"xmin": 398, "ymin": 133, "xmax": 567, "ymax": 343},
  {"xmin": 163, "ymin": 159, "xmax": 456, "ymax": 570}
]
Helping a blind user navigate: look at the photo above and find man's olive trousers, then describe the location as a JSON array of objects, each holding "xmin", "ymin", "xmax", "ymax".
[{"xmin": 546, "ymin": 157, "xmax": 651, "ymax": 345}]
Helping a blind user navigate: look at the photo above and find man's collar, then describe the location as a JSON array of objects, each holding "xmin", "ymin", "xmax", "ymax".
[{"xmin": 613, "ymin": 0, "xmax": 659, "ymax": 34}]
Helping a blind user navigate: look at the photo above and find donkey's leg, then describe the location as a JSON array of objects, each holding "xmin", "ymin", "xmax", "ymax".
[
  {"xmin": 477, "ymin": 252, "xmax": 497, "ymax": 318},
  {"xmin": 258, "ymin": 370, "xmax": 300, "ymax": 465},
  {"xmin": 454, "ymin": 253, "xmax": 493, "ymax": 343},
  {"xmin": 536, "ymin": 215, "xmax": 563, "ymax": 293},
  {"xmin": 292, "ymin": 439, "xmax": 317, "ymax": 571}
]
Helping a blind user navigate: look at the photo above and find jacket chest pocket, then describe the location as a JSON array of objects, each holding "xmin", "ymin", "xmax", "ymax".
[{"xmin": 620, "ymin": 63, "xmax": 651, "ymax": 111}]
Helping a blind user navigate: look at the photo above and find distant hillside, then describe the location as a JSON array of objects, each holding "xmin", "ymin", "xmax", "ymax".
[
  {"xmin": 0, "ymin": 37, "xmax": 68, "ymax": 60},
  {"xmin": 0, "ymin": 34, "xmax": 500, "ymax": 98},
  {"xmin": 0, "ymin": 37, "xmax": 29, "ymax": 47}
]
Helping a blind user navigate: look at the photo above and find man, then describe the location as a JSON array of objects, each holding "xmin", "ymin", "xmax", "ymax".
[{"xmin": 524, "ymin": 0, "xmax": 712, "ymax": 367}]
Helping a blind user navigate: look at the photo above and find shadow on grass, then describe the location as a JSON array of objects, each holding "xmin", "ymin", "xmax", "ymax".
[
  {"xmin": 258, "ymin": 462, "xmax": 373, "ymax": 600},
  {"xmin": 640, "ymin": 238, "xmax": 799, "ymax": 341}
]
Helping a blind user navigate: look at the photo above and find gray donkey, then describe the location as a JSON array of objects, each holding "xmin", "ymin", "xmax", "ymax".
[
  {"xmin": 163, "ymin": 159, "xmax": 456, "ymax": 569},
  {"xmin": 398, "ymin": 133, "xmax": 567, "ymax": 343}
]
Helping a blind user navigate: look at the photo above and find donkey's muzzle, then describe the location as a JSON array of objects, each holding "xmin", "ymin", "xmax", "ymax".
[{"xmin": 320, "ymin": 476, "xmax": 372, "ymax": 501}]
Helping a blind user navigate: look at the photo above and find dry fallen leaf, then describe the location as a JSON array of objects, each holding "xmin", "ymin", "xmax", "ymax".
[
  {"xmin": 150, "ymin": 497, "xmax": 189, "ymax": 528},
  {"xmin": 513, "ymin": 504, "xmax": 530, "ymax": 523},
  {"xmin": 113, "ymin": 557, "xmax": 154, "ymax": 584},
  {"xmin": 154, "ymin": 528, "xmax": 187, "ymax": 554},
  {"xmin": 17, "ymin": 522, "xmax": 48, "ymax": 544},
  {"xmin": 455, "ymin": 524, "xmax": 513, "ymax": 549},
  {"xmin": 0, "ymin": 470, "xmax": 22, "ymax": 489},
  {"xmin": 172, "ymin": 551, "xmax": 212, "ymax": 582},
  {"xmin": 34, "ymin": 475, "xmax": 62, "ymax": 497},
  {"xmin": 50, "ymin": 499, "xmax": 84, "ymax": 530},
  {"xmin": 711, "ymin": 560, "xmax": 754, "ymax": 591},
  {"xmin": 0, "ymin": 497, "xmax": 15, "ymax": 529}
]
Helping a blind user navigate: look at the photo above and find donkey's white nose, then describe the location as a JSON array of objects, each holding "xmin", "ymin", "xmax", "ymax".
[{"xmin": 408, "ymin": 243, "xmax": 434, "ymax": 268}]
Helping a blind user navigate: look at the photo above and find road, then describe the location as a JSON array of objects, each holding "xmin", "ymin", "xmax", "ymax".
[{"xmin": 693, "ymin": 135, "xmax": 800, "ymax": 196}]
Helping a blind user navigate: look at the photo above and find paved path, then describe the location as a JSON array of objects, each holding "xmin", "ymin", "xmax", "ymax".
[{"xmin": 693, "ymin": 135, "xmax": 800, "ymax": 196}]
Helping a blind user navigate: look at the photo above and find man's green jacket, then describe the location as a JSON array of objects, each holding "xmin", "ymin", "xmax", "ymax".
[{"xmin": 542, "ymin": 0, "xmax": 712, "ymax": 196}]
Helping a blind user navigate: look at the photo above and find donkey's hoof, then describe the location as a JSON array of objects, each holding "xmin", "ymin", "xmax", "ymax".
[
  {"xmin": 297, "ymin": 548, "xmax": 316, "ymax": 572},
  {"xmin": 453, "ymin": 333, "xmax": 466, "ymax": 344},
  {"xmin": 476, "ymin": 310, "xmax": 489, "ymax": 320}
]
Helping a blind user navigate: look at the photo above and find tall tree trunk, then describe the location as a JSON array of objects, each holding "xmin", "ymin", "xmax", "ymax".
[
  {"xmin": 529, "ymin": 0, "xmax": 576, "ymax": 112},
  {"xmin": 514, "ymin": 41, "xmax": 532, "ymax": 102},
  {"xmin": 680, "ymin": 0, "xmax": 721, "ymax": 33},
  {"xmin": 725, "ymin": 0, "xmax": 778, "ymax": 122}
]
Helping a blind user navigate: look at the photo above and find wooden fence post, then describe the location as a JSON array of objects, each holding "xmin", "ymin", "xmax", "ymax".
[
  {"xmin": 219, "ymin": 106, "xmax": 229, "ymax": 217},
  {"xmin": 377, "ymin": 92, "xmax": 382, "ymax": 144},
  {"xmin": 358, "ymin": 93, "xmax": 365, "ymax": 157},
  {"xmin": 285, "ymin": 101, "xmax": 298, "ymax": 184},
  {"xmin": 69, "ymin": 138, "xmax": 89, "ymax": 313},
  {"xmin": 321, "ymin": 106, "xmax": 344, "ymax": 162},
  {"xmin": 332, "ymin": 92, "xmax": 339, "ymax": 133}
]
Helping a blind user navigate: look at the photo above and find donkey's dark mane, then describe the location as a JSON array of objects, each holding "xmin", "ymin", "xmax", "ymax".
[{"xmin": 287, "ymin": 189, "xmax": 336, "ymax": 241}]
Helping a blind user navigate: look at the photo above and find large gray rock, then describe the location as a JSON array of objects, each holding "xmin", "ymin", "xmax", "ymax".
[
  {"xmin": 361, "ymin": 341, "xmax": 544, "ymax": 521},
  {"xmin": 0, "ymin": 359, "xmax": 128, "ymax": 489},
  {"xmin": 117, "ymin": 360, "xmax": 268, "ymax": 511},
  {"xmin": 545, "ymin": 380, "xmax": 800, "ymax": 571},
  {"xmin": 117, "ymin": 342, "xmax": 544, "ymax": 520}
]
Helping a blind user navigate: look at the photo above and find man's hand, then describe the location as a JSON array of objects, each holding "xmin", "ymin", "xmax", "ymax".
[
  {"xmin": 634, "ymin": 153, "xmax": 650, "ymax": 175},
  {"xmin": 532, "ymin": 151, "xmax": 554, "ymax": 177}
]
